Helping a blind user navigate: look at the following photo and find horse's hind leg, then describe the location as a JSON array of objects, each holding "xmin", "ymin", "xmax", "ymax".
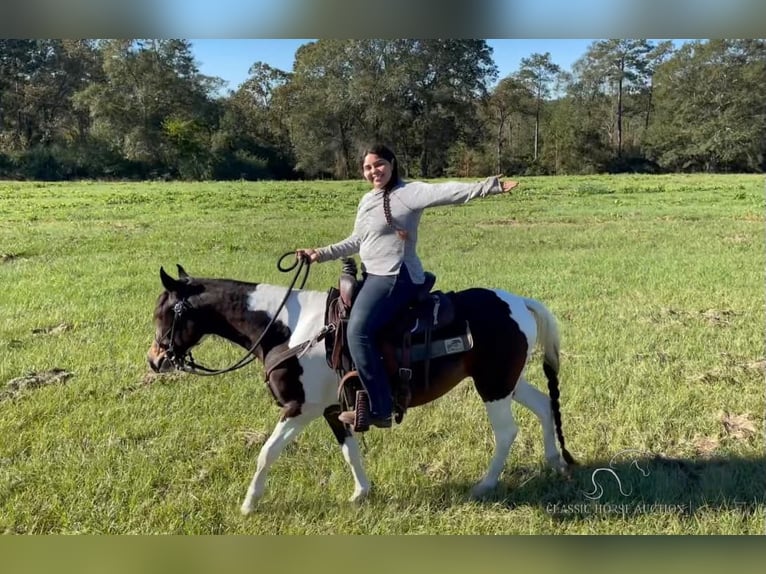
[
  {"xmin": 513, "ymin": 378, "xmax": 567, "ymax": 472},
  {"xmin": 240, "ymin": 406, "xmax": 320, "ymax": 515},
  {"xmin": 472, "ymin": 394, "xmax": 518, "ymax": 498},
  {"xmin": 322, "ymin": 405, "xmax": 371, "ymax": 503}
]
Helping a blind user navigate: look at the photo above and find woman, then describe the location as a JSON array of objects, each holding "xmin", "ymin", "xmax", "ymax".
[{"xmin": 297, "ymin": 144, "xmax": 519, "ymax": 429}]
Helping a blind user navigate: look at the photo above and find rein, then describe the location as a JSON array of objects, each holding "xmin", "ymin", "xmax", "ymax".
[{"xmin": 163, "ymin": 252, "xmax": 312, "ymax": 377}]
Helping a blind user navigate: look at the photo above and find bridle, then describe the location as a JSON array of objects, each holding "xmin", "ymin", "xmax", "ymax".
[
  {"xmin": 156, "ymin": 298, "xmax": 189, "ymax": 368},
  {"xmin": 156, "ymin": 252, "xmax": 312, "ymax": 376}
]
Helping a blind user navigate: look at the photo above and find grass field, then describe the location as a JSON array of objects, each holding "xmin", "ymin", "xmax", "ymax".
[{"xmin": 0, "ymin": 174, "xmax": 763, "ymax": 534}]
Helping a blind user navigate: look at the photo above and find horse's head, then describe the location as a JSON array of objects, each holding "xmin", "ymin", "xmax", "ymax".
[{"xmin": 147, "ymin": 264, "xmax": 206, "ymax": 373}]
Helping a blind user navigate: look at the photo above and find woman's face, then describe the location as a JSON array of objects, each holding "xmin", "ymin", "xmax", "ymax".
[{"xmin": 362, "ymin": 153, "xmax": 393, "ymax": 190}]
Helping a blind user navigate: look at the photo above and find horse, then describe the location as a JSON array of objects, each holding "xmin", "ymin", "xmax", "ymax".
[{"xmin": 147, "ymin": 263, "xmax": 575, "ymax": 515}]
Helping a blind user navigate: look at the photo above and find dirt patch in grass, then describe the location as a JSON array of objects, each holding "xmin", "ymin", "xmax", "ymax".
[
  {"xmin": 690, "ymin": 356, "xmax": 764, "ymax": 385},
  {"xmin": 238, "ymin": 429, "xmax": 268, "ymax": 451},
  {"xmin": 724, "ymin": 234, "xmax": 751, "ymax": 244},
  {"xmin": 683, "ymin": 435, "xmax": 721, "ymax": 456},
  {"xmin": 676, "ymin": 411, "xmax": 759, "ymax": 456},
  {"xmin": 31, "ymin": 323, "xmax": 72, "ymax": 336},
  {"xmin": 2, "ymin": 368, "xmax": 73, "ymax": 401},
  {"xmin": 719, "ymin": 411, "xmax": 758, "ymax": 441},
  {"xmin": 699, "ymin": 308, "xmax": 738, "ymax": 326},
  {"xmin": 1, "ymin": 252, "xmax": 25, "ymax": 263},
  {"xmin": 650, "ymin": 307, "xmax": 739, "ymax": 326}
]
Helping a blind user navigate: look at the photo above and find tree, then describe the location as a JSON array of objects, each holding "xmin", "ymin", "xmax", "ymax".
[
  {"xmin": 213, "ymin": 62, "xmax": 294, "ymax": 178},
  {"xmin": 0, "ymin": 40, "xmax": 100, "ymax": 152},
  {"xmin": 578, "ymin": 39, "xmax": 653, "ymax": 158},
  {"xmin": 282, "ymin": 40, "xmax": 360, "ymax": 178},
  {"xmin": 75, "ymin": 39, "xmax": 221, "ymax": 175},
  {"xmin": 517, "ymin": 52, "xmax": 561, "ymax": 161},
  {"xmin": 482, "ymin": 76, "xmax": 533, "ymax": 173},
  {"xmin": 403, "ymin": 40, "xmax": 497, "ymax": 177},
  {"xmin": 284, "ymin": 39, "xmax": 497, "ymax": 179},
  {"xmin": 646, "ymin": 39, "xmax": 766, "ymax": 171},
  {"xmin": 640, "ymin": 41, "xmax": 675, "ymax": 132}
]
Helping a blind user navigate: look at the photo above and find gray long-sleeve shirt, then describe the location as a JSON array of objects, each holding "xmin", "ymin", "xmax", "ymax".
[{"xmin": 316, "ymin": 176, "xmax": 503, "ymax": 284}]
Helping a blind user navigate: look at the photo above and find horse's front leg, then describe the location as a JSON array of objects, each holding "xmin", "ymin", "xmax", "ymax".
[
  {"xmin": 472, "ymin": 394, "xmax": 518, "ymax": 498},
  {"xmin": 322, "ymin": 405, "xmax": 371, "ymax": 503},
  {"xmin": 240, "ymin": 405, "xmax": 320, "ymax": 515}
]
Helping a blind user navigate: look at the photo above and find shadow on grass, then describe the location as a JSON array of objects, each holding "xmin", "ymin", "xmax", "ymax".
[
  {"xmin": 436, "ymin": 453, "xmax": 765, "ymax": 518},
  {"xmin": 242, "ymin": 454, "xmax": 764, "ymax": 526}
]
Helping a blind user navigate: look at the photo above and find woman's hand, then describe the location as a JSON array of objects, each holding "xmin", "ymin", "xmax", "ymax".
[
  {"xmin": 493, "ymin": 175, "xmax": 520, "ymax": 193},
  {"xmin": 295, "ymin": 248, "xmax": 320, "ymax": 263},
  {"xmin": 500, "ymin": 178, "xmax": 519, "ymax": 193}
]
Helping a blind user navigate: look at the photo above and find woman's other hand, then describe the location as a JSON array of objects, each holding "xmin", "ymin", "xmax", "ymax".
[{"xmin": 296, "ymin": 248, "xmax": 320, "ymax": 263}]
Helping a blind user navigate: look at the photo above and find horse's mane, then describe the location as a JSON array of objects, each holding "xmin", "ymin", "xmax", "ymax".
[
  {"xmin": 166, "ymin": 276, "xmax": 293, "ymax": 341},
  {"xmin": 190, "ymin": 277, "xmax": 260, "ymax": 290}
]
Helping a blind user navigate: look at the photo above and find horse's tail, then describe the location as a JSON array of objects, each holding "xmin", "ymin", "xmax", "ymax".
[{"xmin": 523, "ymin": 298, "xmax": 576, "ymax": 466}]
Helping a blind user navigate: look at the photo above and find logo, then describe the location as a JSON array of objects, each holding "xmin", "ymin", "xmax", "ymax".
[
  {"xmin": 583, "ymin": 448, "xmax": 651, "ymax": 500},
  {"xmin": 444, "ymin": 337, "xmax": 465, "ymax": 354},
  {"xmin": 545, "ymin": 449, "xmax": 692, "ymax": 517}
]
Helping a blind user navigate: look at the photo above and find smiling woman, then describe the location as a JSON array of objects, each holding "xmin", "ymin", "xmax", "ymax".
[{"xmin": 296, "ymin": 144, "xmax": 520, "ymax": 428}]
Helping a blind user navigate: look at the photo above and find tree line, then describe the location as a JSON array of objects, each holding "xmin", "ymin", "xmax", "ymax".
[{"xmin": 0, "ymin": 39, "xmax": 763, "ymax": 181}]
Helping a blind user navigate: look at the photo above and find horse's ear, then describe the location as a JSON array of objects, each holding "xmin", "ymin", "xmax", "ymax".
[
  {"xmin": 160, "ymin": 266, "xmax": 182, "ymax": 293},
  {"xmin": 176, "ymin": 264, "xmax": 190, "ymax": 280}
]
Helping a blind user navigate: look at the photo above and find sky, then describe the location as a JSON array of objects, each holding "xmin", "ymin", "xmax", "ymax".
[{"xmin": 188, "ymin": 39, "xmax": 611, "ymax": 93}]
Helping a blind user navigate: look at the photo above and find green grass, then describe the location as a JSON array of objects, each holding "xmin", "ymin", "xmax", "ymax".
[{"xmin": 0, "ymin": 174, "xmax": 763, "ymax": 534}]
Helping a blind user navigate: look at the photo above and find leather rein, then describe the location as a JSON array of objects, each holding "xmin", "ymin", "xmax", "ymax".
[{"xmin": 159, "ymin": 252, "xmax": 312, "ymax": 377}]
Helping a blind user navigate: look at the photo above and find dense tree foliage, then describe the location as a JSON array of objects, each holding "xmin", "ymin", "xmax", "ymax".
[{"xmin": 0, "ymin": 39, "xmax": 763, "ymax": 180}]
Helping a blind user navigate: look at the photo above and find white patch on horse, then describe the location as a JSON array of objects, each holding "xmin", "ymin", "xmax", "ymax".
[
  {"xmin": 248, "ymin": 285, "xmax": 326, "ymax": 347},
  {"xmin": 248, "ymin": 284, "xmax": 337, "ymax": 406},
  {"xmin": 490, "ymin": 289, "xmax": 538, "ymax": 358}
]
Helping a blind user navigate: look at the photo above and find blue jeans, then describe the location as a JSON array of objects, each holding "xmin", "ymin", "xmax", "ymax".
[{"xmin": 347, "ymin": 264, "xmax": 419, "ymax": 418}]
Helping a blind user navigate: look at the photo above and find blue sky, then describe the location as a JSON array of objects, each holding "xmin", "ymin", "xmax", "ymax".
[{"xmin": 189, "ymin": 39, "xmax": 608, "ymax": 93}]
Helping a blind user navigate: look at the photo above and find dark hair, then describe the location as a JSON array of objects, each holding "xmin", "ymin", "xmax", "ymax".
[{"xmin": 362, "ymin": 144, "xmax": 400, "ymax": 192}]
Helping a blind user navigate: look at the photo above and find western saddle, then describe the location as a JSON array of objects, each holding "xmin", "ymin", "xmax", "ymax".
[{"xmin": 324, "ymin": 258, "xmax": 473, "ymax": 431}]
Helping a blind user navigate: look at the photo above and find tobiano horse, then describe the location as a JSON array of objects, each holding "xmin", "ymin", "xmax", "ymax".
[{"xmin": 147, "ymin": 263, "xmax": 575, "ymax": 515}]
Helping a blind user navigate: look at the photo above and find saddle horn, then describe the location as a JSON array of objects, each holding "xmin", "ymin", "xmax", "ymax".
[{"xmin": 341, "ymin": 257, "xmax": 357, "ymax": 278}]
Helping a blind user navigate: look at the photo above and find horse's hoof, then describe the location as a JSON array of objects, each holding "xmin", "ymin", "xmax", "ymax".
[
  {"xmin": 546, "ymin": 454, "xmax": 568, "ymax": 474},
  {"xmin": 240, "ymin": 500, "xmax": 256, "ymax": 516},
  {"xmin": 469, "ymin": 482, "xmax": 495, "ymax": 500},
  {"xmin": 349, "ymin": 489, "xmax": 370, "ymax": 504}
]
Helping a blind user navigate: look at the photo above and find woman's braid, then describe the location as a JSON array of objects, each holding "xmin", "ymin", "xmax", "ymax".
[
  {"xmin": 383, "ymin": 190, "xmax": 394, "ymax": 228},
  {"xmin": 383, "ymin": 190, "xmax": 408, "ymax": 239}
]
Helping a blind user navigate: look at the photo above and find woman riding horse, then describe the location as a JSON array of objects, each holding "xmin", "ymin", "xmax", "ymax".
[{"xmin": 296, "ymin": 144, "xmax": 519, "ymax": 429}]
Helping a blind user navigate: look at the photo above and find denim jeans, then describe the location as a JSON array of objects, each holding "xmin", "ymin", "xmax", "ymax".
[{"xmin": 346, "ymin": 264, "xmax": 419, "ymax": 418}]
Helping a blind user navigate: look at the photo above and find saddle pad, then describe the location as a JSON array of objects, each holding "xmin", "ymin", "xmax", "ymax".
[{"xmin": 397, "ymin": 324, "xmax": 474, "ymax": 363}]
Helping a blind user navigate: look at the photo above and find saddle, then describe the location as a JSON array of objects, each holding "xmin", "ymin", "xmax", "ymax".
[{"xmin": 324, "ymin": 258, "xmax": 473, "ymax": 427}]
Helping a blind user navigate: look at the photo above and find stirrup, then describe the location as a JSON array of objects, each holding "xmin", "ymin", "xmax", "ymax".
[
  {"xmin": 338, "ymin": 390, "xmax": 371, "ymax": 432},
  {"xmin": 337, "ymin": 370, "xmax": 361, "ymax": 402}
]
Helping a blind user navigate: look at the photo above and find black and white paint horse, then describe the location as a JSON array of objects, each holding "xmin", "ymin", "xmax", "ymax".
[{"xmin": 147, "ymin": 265, "xmax": 575, "ymax": 515}]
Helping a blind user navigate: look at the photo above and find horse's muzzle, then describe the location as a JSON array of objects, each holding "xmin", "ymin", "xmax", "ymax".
[
  {"xmin": 147, "ymin": 355, "xmax": 174, "ymax": 373},
  {"xmin": 147, "ymin": 342, "xmax": 174, "ymax": 373}
]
